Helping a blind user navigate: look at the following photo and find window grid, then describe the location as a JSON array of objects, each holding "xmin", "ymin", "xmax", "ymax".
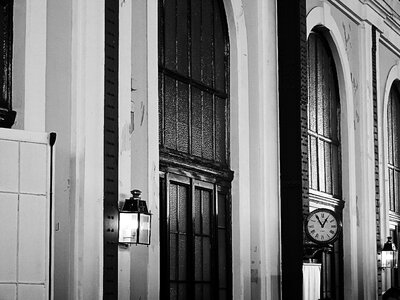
[
  {"xmin": 388, "ymin": 84, "xmax": 400, "ymax": 215},
  {"xmin": 307, "ymin": 32, "xmax": 341, "ymax": 199},
  {"xmin": 162, "ymin": 174, "xmax": 231, "ymax": 300},
  {"xmin": 158, "ymin": 0, "xmax": 229, "ymax": 167}
]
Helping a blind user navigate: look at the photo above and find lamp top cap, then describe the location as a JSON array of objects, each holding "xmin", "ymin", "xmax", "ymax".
[
  {"xmin": 131, "ymin": 189, "xmax": 142, "ymax": 197},
  {"xmin": 383, "ymin": 236, "xmax": 397, "ymax": 251}
]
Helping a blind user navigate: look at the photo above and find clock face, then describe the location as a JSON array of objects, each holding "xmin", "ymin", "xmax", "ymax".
[{"xmin": 305, "ymin": 209, "xmax": 341, "ymax": 244}]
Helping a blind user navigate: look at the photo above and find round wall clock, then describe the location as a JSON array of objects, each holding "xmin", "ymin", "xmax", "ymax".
[{"xmin": 305, "ymin": 208, "xmax": 342, "ymax": 245}]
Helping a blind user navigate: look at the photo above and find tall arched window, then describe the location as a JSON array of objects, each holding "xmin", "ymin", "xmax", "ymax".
[
  {"xmin": 308, "ymin": 31, "xmax": 341, "ymax": 199},
  {"xmin": 306, "ymin": 30, "xmax": 343, "ymax": 300},
  {"xmin": 387, "ymin": 82, "xmax": 400, "ymax": 286},
  {"xmin": 158, "ymin": 0, "xmax": 232, "ymax": 298}
]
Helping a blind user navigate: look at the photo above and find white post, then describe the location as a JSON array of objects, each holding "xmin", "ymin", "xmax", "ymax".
[
  {"xmin": 24, "ymin": 0, "xmax": 47, "ymax": 131},
  {"xmin": 70, "ymin": 0, "xmax": 105, "ymax": 298}
]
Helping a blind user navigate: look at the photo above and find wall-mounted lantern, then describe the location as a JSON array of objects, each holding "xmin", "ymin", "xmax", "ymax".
[
  {"xmin": 381, "ymin": 237, "xmax": 398, "ymax": 269},
  {"xmin": 118, "ymin": 189, "xmax": 152, "ymax": 246}
]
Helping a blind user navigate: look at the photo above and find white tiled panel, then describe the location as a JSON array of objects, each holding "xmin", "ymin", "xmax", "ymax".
[
  {"xmin": 18, "ymin": 284, "xmax": 46, "ymax": 300},
  {"xmin": 0, "ymin": 284, "xmax": 16, "ymax": 300},
  {"xmin": 18, "ymin": 194, "xmax": 47, "ymax": 282},
  {"xmin": 0, "ymin": 193, "xmax": 18, "ymax": 281},
  {"xmin": 0, "ymin": 140, "xmax": 19, "ymax": 193},
  {"xmin": 20, "ymin": 142, "xmax": 47, "ymax": 195}
]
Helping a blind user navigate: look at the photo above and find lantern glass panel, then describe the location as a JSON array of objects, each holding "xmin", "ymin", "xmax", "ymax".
[
  {"xmin": 138, "ymin": 213, "xmax": 151, "ymax": 245},
  {"xmin": 382, "ymin": 250, "xmax": 398, "ymax": 269},
  {"xmin": 119, "ymin": 212, "xmax": 139, "ymax": 244}
]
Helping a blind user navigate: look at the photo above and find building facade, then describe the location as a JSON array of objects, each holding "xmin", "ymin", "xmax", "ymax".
[{"xmin": 2, "ymin": 0, "xmax": 400, "ymax": 299}]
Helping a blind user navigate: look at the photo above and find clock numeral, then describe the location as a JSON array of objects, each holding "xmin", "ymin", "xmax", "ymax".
[
  {"xmin": 311, "ymin": 230, "xmax": 315, "ymax": 234},
  {"xmin": 308, "ymin": 225, "xmax": 314, "ymax": 228},
  {"xmin": 315, "ymin": 234, "xmax": 319, "ymax": 239},
  {"xmin": 329, "ymin": 230, "xmax": 335, "ymax": 234},
  {"xmin": 321, "ymin": 213, "xmax": 325, "ymax": 218},
  {"xmin": 321, "ymin": 235, "xmax": 325, "ymax": 240},
  {"xmin": 331, "ymin": 225, "xmax": 337, "ymax": 228},
  {"xmin": 330, "ymin": 219, "xmax": 335, "ymax": 223}
]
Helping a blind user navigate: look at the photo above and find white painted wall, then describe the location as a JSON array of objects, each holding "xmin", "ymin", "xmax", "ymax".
[
  {"xmin": 45, "ymin": 0, "xmax": 73, "ymax": 298},
  {"xmin": 69, "ymin": 0, "xmax": 105, "ymax": 298}
]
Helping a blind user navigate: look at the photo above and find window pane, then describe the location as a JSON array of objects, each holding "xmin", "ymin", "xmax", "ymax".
[
  {"xmin": 219, "ymin": 289, "xmax": 227, "ymax": 300},
  {"xmin": 177, "ymin": 82, "xmax": 189, "ymax": 153},
  {"xmin": 325, "ymin": 142, "xmax": 332, "ymax": 194},
  {"xmin": 316, "ymin": 39, "xmax": 324, "ymax": 136},
  {"xmin": 176, "ymin": 0, "xmax": 188, "ymax": 75},
  {"xmin": 203, "ymin": 237, "xmax": 211, "ymax": 281},
  {"xmin": 170, "ymin": 184, "xmax": 178, "ymax": 232},
  {"xmin": 308, "ymin": 34, "xmax": 316, "ymax": 133},
  {"xmin": 317, "ymin": 139, "xmax": 326, "ymax": 192},
  {"xmin": 218, "ymin": 229, "xmax": 227, "ymax": 288},
  {"xmin": 165, "ymin": 77, "xmax": 177, "ymax": 149},
  {"xmin": 215, "ymin": 97, "xmax": 227, "ymax": 163},
  {"xmin": 218, "ymin": 192, "xmax": 226, "ymax": 228},
  {"xmin": 396, "ymin": 171, "xmax": 400, "ymax": 213},
  {"xmin": 195, "ymin": 284, "xmax": 203, "ymax": 300},
  {"xmin": 214, "ymin": 1, "xmax": 226, "ymax": 92},
  {"xmin": 191, "ymin": 88, "xmax": 203, "ymax": 157},
  {"xmin": 202, "ymin": 190, "xmax": 211, "ymax": 235},
  {"xmin": 194, "ymin": 189, "xmax": 202, "ymax": 235},
  {"xmin": 170, "ymin": 283, "xmax": 178, "ymax": 300},
  {"xmin": 201, "ymin": 0, "xmax": 214, "ymax": 86},
  {"xmin": 203, "ymin": 93, "xmax": 214, "ymax": 160},
  {"xmin": 178, "ymin": 283, "xmax": 187, "ymax": 300},
  {"xmin": 389, "ymin": 96, "xmax": 394, "ymax": 165},
  {"xmin": 191, "ymin": 0, "xmax": 201, "ymax": 81},
  {"xmin": 178, "ymin": 235, "xmax": 187, "ymax": 280},
  {"xmin": 178, "ymin": 185, "xmax": 187, "ymax": 232},
  {"xmin": 394, "ymin": 95, "xmax": 400, "ymax": 167},
  {"xmin": 203, "ymin": 283, "xmax": 211, "ymax": 300},
  {"xmin": 170, "ymin": 234, "xmax": 177, "ymax": 280},
  {"xmin": 159, "ymin": 72, "xmax": 164, "ymax": 145},
  {"xmin": 310, "ymin": 136, "xmax": 318, "ymax": 190},
  {"xmin": 390, "ymin": 168, "xmax": 395, "ymax": 211},
  {"xmin": 332, "ymin": 145, "xmax": 340, "ymax": 196},
  {"xmin": 195, "ymin": 236, "xmax": 202, "ymax": 281},
  {"xmin": 164, "ymin": 0, "xmax": 176, "ymax": 70}
]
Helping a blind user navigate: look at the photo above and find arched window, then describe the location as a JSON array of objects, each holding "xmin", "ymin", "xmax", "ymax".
[
  {"xmin": 158, "ymin": 0, "xmax": 232, "ymax": 298},
  {"xmin": 306, "ymin": 30, "xmax": 343, "ymax": 300},
  {"xmin": 388, "ymin": 83, "xmax": 400, "ymax": 217},
  {"xmin": 307, "ymin": 31, "xmax": 341, "ymax": 199},
  {"xmin": 387, "ymin": 82, "xmax": 400, "ymax": 286}
]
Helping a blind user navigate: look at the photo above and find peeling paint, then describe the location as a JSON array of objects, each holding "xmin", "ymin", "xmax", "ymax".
[
  {"xmin": 130, "ymin": 111, "xmax": 134, "ymax": 133},
  {"xmin": 342, "ymin": 23, "xmax": 352, "ymax": 52},
  {"xmin": 351, "ymin": 73, "xmax": 358, "ymax": 94},
  {"xmin": 64, "ymin": 178, "xmax": 71, "ymax": 192},
  {"xmin": 140, "ymin": 102, "xmax": 145, "ymax": 126}
]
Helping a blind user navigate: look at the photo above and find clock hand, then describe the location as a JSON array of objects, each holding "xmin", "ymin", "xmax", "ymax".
[
  {"xmin": 322, "ymin": 217, "xmax": 328, "ymax": 228},
  {"xmin": 315, "ymin": 215, "xmax": 323, "ymax": 226}
]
